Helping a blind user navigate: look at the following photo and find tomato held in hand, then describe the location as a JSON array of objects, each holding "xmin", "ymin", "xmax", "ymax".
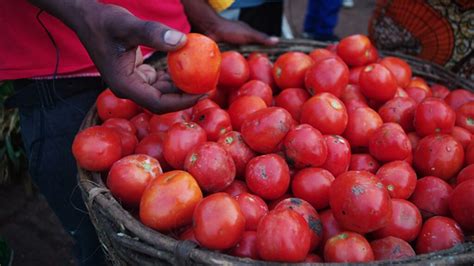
[
  {"xmin": 370, "ymin": 237, "xmax": 415, "ymax": 261},
  {"xmin": 359, "ymin": 63, "xmax": 398, "ymax": 102},
  {"xmin": 96, "ymin": 89, "xmax": 140, "ymax": 121},
  {"xmin": 275, "ymin": 88, "xmax": 310, "ymax": 121},
  {"xmin": 324, "ymin": 232, "xmax": 374, "ymax": 262},
  {"xmin": 414, "ymin": 97, "xmax": 455, "ymax": 137},
  {"xmin": 410, "ymin": 176, "xmax": 453, "ymax": 219},
  {"xmin": 234, "ymin": 193, "xmax": 268, "ymax": 231},
  {"xmin": 245, "ymin": 154, "xmax": 290, "ymax": 200},
  {"xmin": 344, "ymin": 107, "xmax": 383, "ymax": 147},
  {"xmin": 415, "ymin": 216, "xmax": 464, "ymax": 254},
  {"xmin": 218, "ymin": 51, "xmax": 249, "ymax": 89},
  {"xmin": 272, "ymin": 52, "xmax": 313, "ymax": 89},
  {"xmin": 380, "ymin": 57, "xmax": 412, "ymax": 88},
  {"xmin": 336, "ymin": 34, "xmax": 372, "ymax": 67},
  {"xmin": 449, "ymin": 179, "xmax": 474, "ymax": 232},
  {"xmin": 304, "ymin": 57, "xmax": 349, "ymax": 97},
  {"xmin": 368, "ymin": 123, "xmax": 412, "ymax": 162},
  {"xmin": 376, "ymin": 160, "xmax": 417, "ymax": 199},
  {"xmin": 300, "ymin": 93, "xmax": 348, "ymax": 135},
  {"xmin": 193, "ymin": 107, "xmax": 232, "ymax": 141},
  {"xmin": 228, "ymin": 95, "xmax": 267, "ymax": 131},
  {"xmin": 292, "ymin": 168, "xmax": 335, "ymax": 210},
  {"xmin": 283, "ymin": 124, "xmax": 328, "ymax": 168}
]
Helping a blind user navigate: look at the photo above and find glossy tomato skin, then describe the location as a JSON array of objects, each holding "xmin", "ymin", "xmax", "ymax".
[
  {"xmin": 72, "ymin": 126, "xmax": 122, "ymax": 171},
  {"xmin": 273, "ymin": 52, "xmax": 313, "ymax": 89},
  {"xmin": 292, "ymin": 168, "xmax": 335, "ymax": 210},
  {"xmin": 247, "ymin": 53, "xmax": 276, "ymax": 91},
  {"xmin": 283, "ymin": 124, "xmax": 328, "ymax": 168},
  {"xmin": 444, "ymin": 89, "xmax": 474, "ymax": 111},
  {"xmin": 376, "ymin": 160, "xmax": 417, "ymax": 199},
  {"xmin": 370, "ymin": 237, "xmax": 415, "ymax": 261},
  {"xmin": 408, "ymin": 77, "xmax": 430, "ymax": 92},
  {"xmin": 191, "ymin": 99, "xmax": 219, "ymax": 120},
  {"xmin": 257, "ymin": 208, "xmax": 312, "ymax": 262},
  {"xmin": 336, "ymin": 34, "xmax": 372, "ymax": 67},
  {"xmin": 304, "ymin": 57, "xmax": 349, "ymax": 97},
  {"xmin": 275, "ymin": 88, "xmax": 310, "ymax": 121},
  {"xmin": 431, "ymin": 84, "xmax": 450, "ymax": 99},
  {"xmin": 319, "ymin": 209, "xmax": 344, "ymax": 248},
  {"xmin": 300, "ymin": 93, "xmax": 348, "ymax": 135},
  {"xmin": 414, "ymin": 98, "xmax": 456, "ymax": 137},
  {"xmin": 234, "ymin": 80, "xmax": 273, "ymax": 106},
  {"xmin": 229, "ymin": 231, "xmax": 259, "ymax": 259},
  {"xmin": 168, "ymin": 33, "xmax": 221, "ymax": 94},
  {"xmin": 218, "ymin": 51, "xmax": 249, "ymax": 89},
  {"xmin": 344, "ymin": 107, "xmax": 383, "ymax": 147},
  {"xmin": 413, "ymin": 134, "xmax": 464, "ymax": 180},
  {"xmin": 217, "ymin": 131, "xmax": 256, "ymax": 177},
  {"xmin": 130, "ymin": 112, "xmax": 151, "ymax": 140},
  {"xmin": 97, "ymin": 89, "xmax": 140, "ymax": 121},
  {"xmin": 330, "ymin": 171, "xmax": 392, "ymax": 233},
  {"xmin": 228, "ymin": 95, "xmax": 267, "ymax": 131},
  {"xmin": 193, "ymin": 107, "xmax": 232, "ymax": 141},
  {"xmin": 245, "ymin": 154, "xmax": 290, "ymax": 200},
  {"xmin": 344, "ymin": 99, "xmax": 368, "ymax": 113},
  {"xmin": 410, "ymin": 176, "xmax": 453, "ymax": 219},
  {"xmin": 193, "ymin": 193, "xmax": 245, "ymax": 250},
  {"xmin": 348, "ymin": 66, "xmax": 364, "ymax": 85},
  {"xmin": 380, "ymin": 57, "xmax": 412, "ymax": 88},
  {"xmin": 140, "ymin": 170, "xmax": 202, "ymax": 231},
  {"xmin": 223, "ymin": 180, "xmax": 249, "ymax": 196},
  {"xmin": 415, "ymin": 216, "xmax": 464, "ymax": 254},
  {"xmin": 135, "ymin": 132, "xmax": 171, "ymax": 171},
  {"xmin": 321, "ymin": 135, "xmax": 351, "ymax": 177},
  {"xmin": 103, "ymin": 118, "xmax": 137, "ymax": 135},
  {"xmin": 378, "ymin": 96, "xmax": 417, "ymax": 132},
  {"xmin": 456, "ymin": 102, "xmax": 474, "ymax": 134},
  {"xmin": 368, "ymin": 123, "xmax": 412, "ymax": 162},
  {"xmin": 407, "ymin": 132, "xmax": 420, "ymax": 151},
  {"xmin": 149, "ymin": 111, "xmax": 190, "ymax": 133},
  {"xmin": 451, "ymin": 126, "xmax": 472, "ymax": 149},
  {"xmin": 457, "ymin": 164, "xmax": 474, "ymax": 185},
  {"xmin": 359, "ymin": 63, "xmax": 398, "ymax": 102},
  {"xmin": 406, "ymin": 86, "xmax": 432, "ymax": 104},
  {"xmin": 324, "ymin": 232, "xmax": 374, "ymax": 262},
  {"xmin": 349, "ymin": 153, "xmax": 380, "ymax": 174},
  {"xmin": 449, "ymin": 179, "xmax": 474, "ymax": 232},
  {"xmin": 184, "ymin": 142, "xmax": 235, "ymax": 192},
  {"xmin": 116, "ymin": 130, "xmax": 138, "ymax": 156},
  {"xmin": 234, "ymin": 193, "xmax": 268, "ymax": 231},
  {"xmin": 241, "ymin": 107, "xmax": 293, "ymax": 154},
  {"xmin": 340, "ymin": 84, "xmax": 367, "ymax": 103},
  {"xmin": 309, "ymin": 48, "xmax": 337, "ymax": 64},
  {"xmin": 163, "ymin": 122, "xmax": 207, "ymax": 170}
]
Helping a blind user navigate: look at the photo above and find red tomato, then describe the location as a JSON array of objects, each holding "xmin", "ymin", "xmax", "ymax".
[
  {"xmin": 407, "ymin": 132, "xmax": 420, "ymax": 151},
  {"xmin": 444, "ymin": 89, "xmax": 474, "ymax": 111},
  {"xmin": 349, "ymin": 153, "xmax": 380, "ymax": 174},
  {"xmin": 135, "ymin": 132, "xmax": 170, "ymax": 171},
  {"xmin": 130, "ymin": 112, "xmax": 151, "ymax": 140},
  {"xmin": 340, "ymin": 84, "xmax": 367, "ymax": 103},
  {"xmin": 300, "ymin": 93, "xmax": 348, "ymax": 135},
  {"xmin": 457, "ymin": 164, "xmax": 474, "ymax": 185},
  {"xmin": 324, "ymin": 232, "xmax": 374, "ymax": 262},
  {"xmin": 467, "ymin": 141, "xmax": 474, "ymax": 165},
  {"xmin": 415, "ymin": 216, "xmax": 464, "ymax": 254},
  {"xmin": 344, "ymin": 107, "xmax": 383, "ymax": 147},
  {"xmin": 303, "ymin": 254, "xmax": 322, "ymax": 262},
  {"xmin": 217, "ymin": 131, "xmax": 256, "ymax": 177},
  {"xmin": 193, "ymin": 107, "xmax": 232, "ymax": 141},
  {"xmin": 116, "ymin": 130, "xmax": 138, "ymax": 156},
  {"xmin": 395, "ymin": 87, "xmax": 409, "ymax": 98},
  {"xmin": 149, "ymin": 111, "xmax": 190, "ymax": 133},
  {"xmin": 257, "ymin": 208, "xmax": 312, "ymax": 262},
  {"xmin": 376, "ymin": 160, "xmax": 417, "ymax": 199},
  {"xmin": 413, "ymin": 134, "xmax": 464, "ymax": 180},
  {"xmin": 234, "ymin": 80, "xmax": 273, "ymax": 106},
  {"xmin": 451, "ymin": 126, "xmax": 473, "ymax": 149},
  {"xmin": 245, "ymin": 154, "xmax": 290, "ymax": 200},
  {"xmin": 227, "ymin": 95, "xmax": 267, "ymax": 131},
  {"xmin": 267, "ymin": 193, "xmax": 292, "ymax": 210},
  {"xmin": 344, "ymin": 99, "xmax": 369, "ymax": 113},
  {"xmin": 168, "ymin": 33, "xmax": 221, "ymax": 94},
  {"xmin": 272, "ymin": 52, "xmax": 314, "ymax": 89},
  {"xmin": 308, "ymin": 48, "xmax": 337, "ymax": 64},
  {"xmin": 348, "ymin": 66, "xmax": 364, "ymax": 85},
  {"xmin": 96, "ymin": 89, "xmax": 140, "ymax": 121},
  {"xmin": 406, "ymin": 86, "xmax": 432, "ymax": 104},
  {"xmin": 449, "ymin": 179, "xmax": 474, "ymax": 232},
  {"xmin": 319, "ymin": 209, "xmax": 344, "ymax": 248},
  {"xmin": 178, "ymin": 228, "xmax": 199, "ymax": 244},
  {"xmin": 292, "ymin": 168, "xmax": 335, "ymax": 210},
  {"xmin": 304, "ymin": 57, "xmax": 349, "ymax": 97},
  {"xmin": 218, "ymin": 51, "xmax": 249, "ymax": 89},
  {"xmin": 207, "ymin": 88, "xmax": 228, "ymax": 108},
  {"xmin": 193, "ymin": 193, "xmax": 245, "ymax": 250},
  {"xmin": 184, "ymin": 142, "xmax": 235, "ymax": 192},
  {"xmin": 414, "ymin": 98, "xmax": 456, "ymax": 137},
  {"xmin": 370, "ymin": 237, "xmax": 415, "ymax": 261},
  {"xmin": 72, "ymin": 126, "xmax": 122, "ymax": 171},
  {"xmin": 378, "ymin": 96, "xmax": 417, "ymax": 132},
  {"xmin": 107, "ymin": 154, "xmax": 162, "ymax": 207},
  {"xmin": 431, "ymin": 84, "xmax": 450, "ymax": 99},
  {"xmin": 372, "ymin": 199, "xmax": 422, "ymax": 242},
  {"xmin": 283, "ymin": 124, "xmax": 328, "ymax": 168},
  {"xmin": 275, "ymin": 88, "xmax": 310, "ymax": 121},
  {"xmin": 163, "ymin": 122, "xmax": 207, "ymax": 169},
  {"xmin": 380, "ymin": 57, "xmax": 412, "ymax": 88},
  {"xmin": 234, "ymin": 193, "xmax": 268, "ymax": 231},
  {"xmin": 140, "ymin": 170, "xmax": 202, "ymax": 231},
  {"xmin": 456, "ymin": 102, "xmax": 474, "ymax": 134},
  {"xmin": 366, "ymin": 45, "xmax": 379, "ymax": 64},
  {"xmin": 103, "ymin": 118, "xmax": 137, "ymax": 135},
  {"xmin": 368, "ymin": 123, "xmax": 412, "ymax": 162},
  {"xmin": 336, "ymin": 34, "xmax": 372, "ymax": 67},
  {"xmin": 410, "ymin": 176, "xmax": 453, "ymax": 219},
  {"xmin": 241, "ymin": 107, "xmax": 293, "ymax": 153},
  {"xmin": 191, "ymin": 99, "xmax": 219, "ymax": 120},
  {"xmin": 408, "ymin": 77, "xmax": 430, "ymax": 92},
  {"xmin": 229, "ymin": 231, "xmax": 259, "ymax": 259},
  {"xmin": 359, "ymin": 63, "xmax": 398, "ymax": 102},
  {"xmin": 329, "ymin": 171, "xmax": 392, "ymax": 233},
  {"xmin": 223, "ymin": 180, "xmax": 249, "ymax": 196},
  {"xmin": 321, "ymin": 135, "xmax": 351, "ymax": 177},
  {"xmin": 247, "ymin": 53, "xmax": 276, "ymax": 91}
]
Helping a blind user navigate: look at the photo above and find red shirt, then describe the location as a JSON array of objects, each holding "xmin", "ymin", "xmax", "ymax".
[{"xmin": 0, "ymin": 0, "xmax": 190, "ymax": 80}]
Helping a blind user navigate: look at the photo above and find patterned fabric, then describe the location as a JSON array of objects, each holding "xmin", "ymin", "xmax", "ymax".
[{"xmin": 369, "ymin": 0, "xmax": 473, "ymax": 81}]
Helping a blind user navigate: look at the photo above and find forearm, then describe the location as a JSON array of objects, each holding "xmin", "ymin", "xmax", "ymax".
[{"xmin": 181, "ymin": 0, "xmax": 224, "ymax": 34}]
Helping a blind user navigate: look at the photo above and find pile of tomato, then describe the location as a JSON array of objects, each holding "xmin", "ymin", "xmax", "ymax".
[{"xmin": 72, "ymin": 33, "xmax": 474, "ymax": 263}]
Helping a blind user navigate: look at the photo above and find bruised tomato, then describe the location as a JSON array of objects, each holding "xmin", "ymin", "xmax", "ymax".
[
  {"xmin": 380, "ymin": 57, "xmax": 412, "ymax": 88},
  {"xmin": 324, "ymin": 232, "xmax": 374, "ymax": 262},
  {"xmin": 96, "ymin": 89, "xmax": 140, "ymax": 121},
  {"xmin": 163, "ymin": 122, "xmax": 207, "ymax": 169},
  {"xmin": 130, "ymin": 112, "xmax": 151, "ymax": 140},
  {"xmin": 449, "ymin": 179, "xmax": 474, "ymax": 232},
  {"xmin": 229, "ymin": 231, "xmax": 259, "ymax": 259},
  {"xmin": 370, "ymin": 237, "xmax": 415, "ymax": 261},
  {"xmin": 456, "ymin": 102, "xmax": 474, "ymax": 134},
  {"xmin": 149, "ymin": 111, "xmax": 190, "ymax": 133},
  {"xmin": 218, "ymin": 51, "xmax": 249, "ymax": 89},
  {"xmin": 245, "ymin": 154, "xmax": 290, "ymax": 200},
  {"xmin": 321, "ymin": 135, "xmax": 351, "ymax": 177},
  {"xmin": 410, "ymin": 176, "xmax": 453, "ymax": 219},
  {"xmin": 275, "ymin": 88, "xmax": 310, "ymax": 121},
  {"xmin": 168, "ymin": 33, "xmax": 221, "ymax": 94},
  {"xmin": 368, "ymin": 123, "xmax": 412, "ymax": 162},
  {"xmin": 283, "ymin": 124, "xmax": 328, "ymax": 168},
  {"xmin": 234, "ymin": 193, "xmax": 268, "ymax": 231},
  {"xmin": 193, "ymin": 107, "xmax": 232, "ymax": 141},
  {"xmin": 304, "ymin": 57, "xmax": 349, "ymax": 97},
  {"xmin": 234, "ymin": 80, "xmax": 273, "ymax": 106},
  {"xmin": 273, "ymin": 52, "xmax": 313, "ymax": 89},
  {"xmin": 376, "ymin": 160, "xmax": 416, "ymax": 199},
  {"xmin": 378, "ymin": 96, "xmax": 417, "ymax": 132},
  {"xmin": 247, "ymin": 53, "xmax": 276, "ymax": 91},
  {"xmin": 414, "ymin": 98, "xmax": 455, "ymax": 137},
  {"xmin": 292, "ymin": 168, "xmax": 335, "ymax": 210},
  {"xmin": 336, "ymin": 34, "xmax": 372, "ymax": 67},
  {"xmin": 359, "ymin": 63, "xmax": 398, "ymax": 102},
  {"xmin": 228, "ymin": 95, "xmax": 267, "ymax": 131},
  {"xmin": 300, "ymin": 93, "xmax": 348, "ymax": 135},
  {"xmin": 344, "ymin": 107, "xmax": 383, "ymax": 147},
  {"xmin": 135, "ymin": 133, "xmax": 170, "ymax": 171},
  {"xmin": 415, "ymin": 216, "xmax": 464, "ymax": 254}
]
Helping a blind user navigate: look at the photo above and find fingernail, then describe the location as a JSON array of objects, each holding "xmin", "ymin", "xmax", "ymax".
[
  {"xmin": 164, "ymin": 30, "xmax": 185, "ymax": 46},
  {"xmin": 269, "ymin": 36, "xmax": 279, "ymax": 43}
]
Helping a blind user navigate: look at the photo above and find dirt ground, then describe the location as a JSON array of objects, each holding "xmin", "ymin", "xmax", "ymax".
[{"xmin": 0, "ymin": 1, "xmax": 375, "ymax": 265}]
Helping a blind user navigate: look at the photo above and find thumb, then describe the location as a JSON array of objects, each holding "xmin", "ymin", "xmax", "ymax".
[{"xmin": 127, "ymin": 19, "xmax": 187, "ymax": 51}]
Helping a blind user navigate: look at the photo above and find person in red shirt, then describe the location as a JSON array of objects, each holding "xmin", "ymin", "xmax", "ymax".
[{"xmin": 1, "ymin": 1, "xmax": 278, "ymax": 265}]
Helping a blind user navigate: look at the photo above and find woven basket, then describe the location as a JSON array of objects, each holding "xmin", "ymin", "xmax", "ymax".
[{"xmin": 78, "ymin": 39, "xmax": 474, "ymax": 265}]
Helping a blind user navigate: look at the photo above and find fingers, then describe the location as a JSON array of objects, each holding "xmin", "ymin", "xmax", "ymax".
[
  {"xmin": 127, "ymin": 19, "xmax": 187, "ymax": 51},
  {"xmin": 240, "ymin": 24, "xmax": 279, "ymax": 46},
  {"xmin": 136, "ymin": 64, "xmax": 157, "ymax": 84}
]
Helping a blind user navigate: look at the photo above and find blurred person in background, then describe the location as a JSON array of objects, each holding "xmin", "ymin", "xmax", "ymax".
[{"xmin": 302, "ymin": 0, "xmax": 343, "ymax": 42}]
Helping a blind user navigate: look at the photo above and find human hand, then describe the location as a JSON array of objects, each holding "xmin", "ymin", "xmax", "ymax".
[{"xmin": 205, "ymin": 19, "xmax": 279, "ymax": 46}]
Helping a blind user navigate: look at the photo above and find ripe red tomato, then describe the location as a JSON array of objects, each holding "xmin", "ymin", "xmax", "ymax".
[
  {"xmin": 370, "ymin": 237, "xmax": 415, "ymax": 261},
  {"xmin": 130, "ymin": 112, "xmax": 151, "ymax": 140},
  {"xmin": 344, "ymin": 99, "xmax": 369, "ymax": 113},
  {"xmin": 413, "ymin": 134, "xmax": 464, "ymax": 180},
  {"xmin": 444, "ymin": 89, "xmax": 474, "ymax": 110},
  {"xmin": 407, "ymin": 132, "xmax": 420, "ymax": 151},
  {"xmin": 330, "ymin": 171, "xmax": 392, "ymax": 233},
  {"xmin": 304, "ymin": 254, "xmax": 322, "ymax": 262},
  {"xmin": 103, "ymin": 118, "xmax": 137, "ymax": 135},
  {"xmin": 359, "ymin": 63, "xmax": 398, "ymax": 102},
  {"xmin": 349, "ymin": 153, "xmax": 380, "ymax": 174},
  {"xmin": 336, "ymin": 34, "xmax": 372, "ymax": 67},
  {"xmin": 366, "ymin": 45, "xmax": 379, "ymax": 64},
  {"xmin": 408, "ymin": 77, "xmax": 430, "ymax": 92},
  {"xmin": 308, "ymin": 48, "xmax": 337, "ymax": 64},
  {"xmin": 140, "ymin": 170, "xmax": 202, "ymax": 231},
  {"xmin": 107, "ymin": 154, "xmax": 162, "ymax": 207},
  {"xmin": 241, "ymin": 107, "xmax": 293, "ymax": 153},
  {"xmin": 344, "ymin": 107, "xmax": 383, "ymax": 147},
  {"xmin": 191, "ymin": 99, "xmax": 219, "ymax": 120},
  {"xmin": 115, "ymin": 129, "xmax": 138, "ymax": 156},
  {"xmin": 450, "ymin": 179, "xmax": 474, "ymax": 231},
  {"xmin": 451, "ymin": 126, "xmax": 473, "ymax": 149},
  {"xmin": 368, "ymin": 123, "xmax": 412, "ymax": 162},
  {"xmin": 218, "ymin": 51, "xmax": 249, "ymax": 89},
  {"xmin": 395, "ymin": 87, "xmax": 409, "ymax": 98},
  {"xmin": 340, "ymin": 84, "xmax": 367, "ymax": 103},
  {"xmin": 193, "ymin": 193, "xmax": 245, "ymax": 250},
  {"xmin": 456, "ymin": 102, "xmax": 474, "ymax": 134},
  {"xmin": 319, "ymin": 209, "xmax": 344, "ymax": 248},
  {"xmin": 178, "ymin": 228, "xmax": 198, "ymax": 244},
  {"xmin": 415, "ymin": 216, "xmax": 464, "ymax": 254},
  {"xmin": 324, "ymin": 232, "xmax": 374, "ymax": 262},
  {"xmin": 184, "ymin": 142, "xmax": 235, "ymax": 192},
  {"xmin": 292, "ymin": 168, "xmax": 335, "ymax": 210},
  {"xmin": 380, "ymin": 57, "xmax": 412, "ymax": 88},
  {"xmin": 234, "ymin": 80, "xmax": 273, "ymax": 106},
  {"xmin": 405, "ymin": 86, "xmax": 432, "ymax": 104},
  {"xmin": 168, "ymin": 33, "xmax": 221, "ymax": 94},
  {"xmin": 378, "ymin": 96, "xmax": 417, "ymax": 132},
  {"xmin": 272, "ymin": 52, "xmax": 313, "ymax": 89},
  {"xmin": 321, "ymin": 135, "xmax": 351, "ymax": 177},
  {"xmin": 193, "ymin": 107, "xmax": 232, "ymax": 141},
  {"xmin": 207, "ymin": 88, "xmax": 228, "ymax": 108},
  {"xmin": 431, "ymin": 84, "xmax": 450, "ymax": 99},
  {"xmin": 149, "ymin": 110, "xmax": 190, "ymax": 133},
  {"xmin": 275, "ymin": 88, "xmax": 310, "ymax": 121},
  {"xmin": 135, "ymin": 132, "xmax": 170, "ymax": 171},
  {"xmin": 348, "ymin": 66, "xmax": 364, "ymax": 85},
  {"xmin": 283, "ymin": 124, "xmax": 328, "ymax": 168},
  {"xmin": 409, "ymin": 176, "xmax": 453, "ymax": 219},
  {"xmin": 217, "ymin": 131, "xmax": 256, "ymax": 177},
  {"xmin": 227, "ymin": 95, "xmax": 267, "ymax": 131},
  {"xmin": 414, "ymin": 98, "xmax": 456, "ymax": 137},
  {"xmin": 457, "ymin": 164, "xmax": 474, "ymax": 185},
  {"xmin": 376, "ymin": 160, "xmax": 417, "ymax": 199},
  {"xmin": 247, "ymin": 53, "xmax": 276, "ymax": 91},
  {"xmin": 300, "ymin": 93, "xmax": 348, "ymax": 135},
  {"xmin": 223, "ymin": 180, "xmax": 249, "ymax": 196},
  {"xmin": 72, "ymin": 126, "xmax": 122, "ymax": 171},
  {"xmin": 245, "ymin": 154, "xmax": 290, "ymax": 200},
  {"xmin": 96, "ymin": 89, "xmax": 140, "ymax": 121},
  {"xmin": 304, "ymin": 57, "xmax": 349, "ymax": 97},
  {"xmin": 229, "ymin": 231, "xmax": 259, "ymax": 260},
  {"xmin": 467, "ymin": 141, "xmax": 474, "ymax": 165},
  {"xmin": 257, "ymin": 208, "xmax": 312, "ymax": 262},
  {"xmin": 163, "ymin": 122, "xmax": 207, "ymax": 169},
  {"xmin": 372, "ymin": 199, "xmax": 422, "ymax": 242},
  {"xmin": 234, "ymin": 193, "xmax": 268, "ymax": 231}
]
